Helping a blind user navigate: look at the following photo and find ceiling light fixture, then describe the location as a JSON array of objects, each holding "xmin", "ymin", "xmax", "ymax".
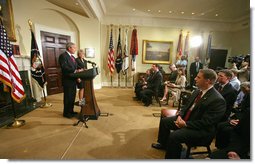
[
  {"xmin": 158, "ymin": 10, "xmax": 161, "ymax": 13},
  {"xmin": 201, "ymin": 13, "xmax": 205, "ymax": 15},
  {"xmin": 132, "ymin": 8, "xmax": 136, "ymax": 11},
  {"xmin": 169, "ymin": 11, "xmax": 172, "ymax": 14},
  {"xmin": 215, "ymin": 14, "xmax": 219, "ymax": 16},
  {"xmin": 75, "ymin": 2, "xmax": 79, "ymax": 5},
  {"xmin": 147, "ymin": 9, "xmax": 151, "ymax": 12},
  {"xmin": 181, "ymin": 11, "xmax": 184, "ymax": 14},
  {"xmin": 192, "ymin": 12, "xmax": 195, "ymax": 15}
]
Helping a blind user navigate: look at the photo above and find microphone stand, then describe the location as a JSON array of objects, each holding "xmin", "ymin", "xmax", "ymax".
[{"xmin": 73, "ymin": 62, "xmax": 96, "ymax": 128}]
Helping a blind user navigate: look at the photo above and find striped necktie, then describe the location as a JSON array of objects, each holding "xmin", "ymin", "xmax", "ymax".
[{"xmin": 183, "ymin": 91, "xmax": 203, "ymax": 121}]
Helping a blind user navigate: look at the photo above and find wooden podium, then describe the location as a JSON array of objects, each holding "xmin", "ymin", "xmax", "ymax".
[{"xmin": 70, "ymin": 67, "xmax": 100, "ymax": 120}]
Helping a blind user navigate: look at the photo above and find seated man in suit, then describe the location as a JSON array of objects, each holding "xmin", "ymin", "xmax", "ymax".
[
  {"xmin": 151, "ymin": 69, "xmax": 226, "ymax": 159},
  {"xmin": 140, "ymin": 64, "xmax": 163, "ymax": 107},
  {"xmin": 214, "ymin": 69, "xmax": 238, "ymax": 121},
  {"xmin": 214, "ymin": 81, "xmax": 250, "ymax": 150}
]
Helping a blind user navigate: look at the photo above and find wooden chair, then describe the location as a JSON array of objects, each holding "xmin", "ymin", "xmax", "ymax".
[{"xmin": 185, "ymin": 134, "xmax": 214, "ymax": 158}]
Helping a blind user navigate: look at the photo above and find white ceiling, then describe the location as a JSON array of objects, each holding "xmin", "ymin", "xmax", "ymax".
[{"xmin": 46, "ymin": 0, "xmax": 250, "ymax": 23}]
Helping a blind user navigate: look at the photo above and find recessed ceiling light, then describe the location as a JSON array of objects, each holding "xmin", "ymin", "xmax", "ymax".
[
  {"xmin": 75, "ymin": 2, "xmax": 79, "ymax": 5},
  {"xmin": 158, "ymin": 10, "xmax": 161, "ymax": 13},
  {"xmin": 147, "ymin": 9, "xmax": 151, "ymax": 12},
  {"xmin": 192, "ymin": 12, "xmax": 195, "ymax": 15},
  {"xmin": 181, "ymin": 11, "xmax": 184, "ymax": 14},
  {"xmin": 132, "ymin": 8, "xmax": 136, "ymax": 11},
  {"xmin": 215, "ymin": 14, "xmax": 219, "ymax": 16},
  {"xmin": 168, "ymin": 11, "xmax": 172, "ymax": 14},
  {"xmin": 201, "ymin": 13, "xmax": 205, "ymax": 15}
]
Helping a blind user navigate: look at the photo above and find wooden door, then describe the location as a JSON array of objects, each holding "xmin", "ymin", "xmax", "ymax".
[{"xmin": 40, "ymin": 31, "xmax": 71, "ymax": 95}]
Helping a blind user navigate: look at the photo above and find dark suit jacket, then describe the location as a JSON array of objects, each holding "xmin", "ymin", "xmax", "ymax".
[
  {"xmin": 58, "ymin": 51, "xmax": 77, "ymax": 87},
  {"xmin": 179, "ymin": 87, "xmax": 226, "ymax": 133},
  {"xmin": 189, "ymin": 62, "xmax": 203, "ymax": 77},
  {"xmin": 75, "ymin": 58, "xmax": 88, "ymax": 70},
  {"xmin": 214, "ymin": 83, "xmax": 238, "ymax": 120},
  {"xmin": 168, "ymin": 70, "xmax": 178, "ymax": 83},
  {"xmin": 147, "ymin": 71, "xmax": 163, "ymax": 93}
]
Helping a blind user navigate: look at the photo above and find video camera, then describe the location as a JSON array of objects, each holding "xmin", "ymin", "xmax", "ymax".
[{"xmin": 228, "ymin": 54, "xmax": 250, "ymax": 69}]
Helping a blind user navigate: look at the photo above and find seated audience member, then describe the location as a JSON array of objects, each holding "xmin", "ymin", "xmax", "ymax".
[
  {"xmin": 151, "ymin": 69, "xmax": 226, "ymax": 159},
  {"xmin": 214, "ymin": 81, "xmax": 250, "ymax": 150},
  {"xmin": 229, "ymin": 69, "xmax": 241, "ymax": 91},
  {"xmin": 233, "ymin": 91, "xmax": 245, "ymax": 112},
  {"xmin": 214, "ymin": 69, "xmax": 237, "ymax": 121},
  {"xmin": 167, "ymin": 64, "xmax": 178, "ymax": 83},
  {"xmin": 134, "ymin": 68, "xmax": 153, "ymax": 100},
  {"xmin": 160, "ymin": 68, "xmax": 186, "ymax": 103},
  {"xmin": 140, "ymin": 64, "xmax": 163, "ymax": 107},
  {"xmin": 209, "ymin": 104, "xmax": 250, "ymax": 159}
]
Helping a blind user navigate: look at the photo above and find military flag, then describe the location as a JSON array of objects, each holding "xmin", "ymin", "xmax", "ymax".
[
  {"xmin": 115, "ymin": 28, "xmax": 123, "ymax": 74},
  {"xmin": 206, "ymin": 33, "xmax": 212, "ymax": 58},
  {"xmin": 30, "ymin": 30, "xmax": 47, "ymax": 89},
  {"xmin": 176, "ymin": 30, "xmax": 183, "ymax": 60},
  {"xmin": 122, "ymin": 28, "xmax": 129, "ymax": 75},
  {"xmin": 130, "ymin": 28, "xmax": 138, "ymax": 73},
  {"xmin": 184, "ymin": 32, "xmax": 190, "ymax": 57}
]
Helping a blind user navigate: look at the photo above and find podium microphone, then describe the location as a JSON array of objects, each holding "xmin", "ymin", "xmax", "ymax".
[{"xmin": 87, "ymin": 60, "xmax": 96, "ymax": 66}]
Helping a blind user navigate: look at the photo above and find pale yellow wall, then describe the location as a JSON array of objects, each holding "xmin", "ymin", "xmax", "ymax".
[
  {"xmin": 11, "ymin": 0, "xmax": 102, "ymax": 89},
  {"xmin": 100, "ymin": 24, "xmax": 250, "ymax": 86}
]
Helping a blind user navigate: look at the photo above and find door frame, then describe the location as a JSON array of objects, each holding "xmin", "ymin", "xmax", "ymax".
[{"xmin": 33, "ymin": 24, "xmax": 77, "ymax": 96}]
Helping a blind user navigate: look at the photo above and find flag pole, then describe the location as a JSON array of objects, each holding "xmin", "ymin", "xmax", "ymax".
[
  {"xmin": 0, "ymin": 6, "xmax": 25, "ymax": 128},
  {"xmin": 28, "ymin": 19, "xmax": 52, "ymax": 108},
  {"xmin": 6, "ymin": 86, "xmax": 26, "ymax": 128}
]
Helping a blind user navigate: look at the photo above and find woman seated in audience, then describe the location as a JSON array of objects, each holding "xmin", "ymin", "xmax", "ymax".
[{"xmin": 160, "ymin": 67, "xmax": 186, "ymax": 103}]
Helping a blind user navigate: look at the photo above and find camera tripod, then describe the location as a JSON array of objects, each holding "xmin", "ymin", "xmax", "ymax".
[{"xmin": 73, "ymin": 113, "xmax": 89, "ymax": 128}]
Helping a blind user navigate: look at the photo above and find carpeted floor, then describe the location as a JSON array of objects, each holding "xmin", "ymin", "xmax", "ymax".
[{"xmin": 0, "ymin": 87, "xmax": 214, "ymax": 160}]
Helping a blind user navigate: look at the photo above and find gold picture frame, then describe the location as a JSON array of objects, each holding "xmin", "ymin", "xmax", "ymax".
[
  {"xmin": 0, "ymin": 0, "xmax": 16, "ymax": 41},
  {"xmin": 142, "ymin": 40, "xmax": 173, "ymax": 64}
]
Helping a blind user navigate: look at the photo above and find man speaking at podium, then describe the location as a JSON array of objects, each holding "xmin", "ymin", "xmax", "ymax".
[{"xmin": 59, "ymin": 42, "xmax": 80, "ymax": 118}]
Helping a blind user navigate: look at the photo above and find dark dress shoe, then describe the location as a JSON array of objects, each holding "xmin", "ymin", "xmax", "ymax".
[
  {"xmin": 151, "ymin": 143, "xmax": 165, "ymax": 150},
  {"xmin": 71, "ymin": 112, "xmax": 78, "ymax": 115},
  {"xmin": 63, "ymin": 114, "xmax": 73, "ymax": 118}
]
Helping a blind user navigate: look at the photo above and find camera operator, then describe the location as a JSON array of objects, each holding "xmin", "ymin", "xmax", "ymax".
[{"xmin": 235, "ymin": 61, "xmax": 249, "ymax": 83}]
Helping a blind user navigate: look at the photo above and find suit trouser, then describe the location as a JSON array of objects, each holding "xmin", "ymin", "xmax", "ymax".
[
  {"xmin": 140, "ymin": 89, "xmax": 154, "ymax": 105},
  {"xmin": 63, "ymin": 84, "xmax": 77, "ymax": 115},
  {"xmin": 157, "ymin": 116, "xmax": 213, "ymax": 159}
]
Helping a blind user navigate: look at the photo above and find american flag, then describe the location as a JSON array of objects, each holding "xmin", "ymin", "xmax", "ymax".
[
  {"xmin": 108, "ymin": 28, "xmax": 115, "ymax": 76},
  {"xmin": 0, "ymin": 23, "xmax": 25, "ymax": 103}
]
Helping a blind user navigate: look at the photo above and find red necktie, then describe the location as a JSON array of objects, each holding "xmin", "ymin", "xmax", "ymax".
[
  {"xmin": 71, "ymin": 55, "xmax": 75, "ymax": 63},
  {"xmin": 183, "ymin": 91, "xmax": 202, "ymax": 121}
]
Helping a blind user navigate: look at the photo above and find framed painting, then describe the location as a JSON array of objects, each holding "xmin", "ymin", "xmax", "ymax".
[
  {"xmin": 142, "ymin": 40, "xmax": 173, "ymax": 64},
  {"xmin": 0, "ymin": 0, "xmax": 16, "ymax": 41},
  {"xmin": 85, "ymin": 48, "xmax": 95, "ymax": 58}
]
